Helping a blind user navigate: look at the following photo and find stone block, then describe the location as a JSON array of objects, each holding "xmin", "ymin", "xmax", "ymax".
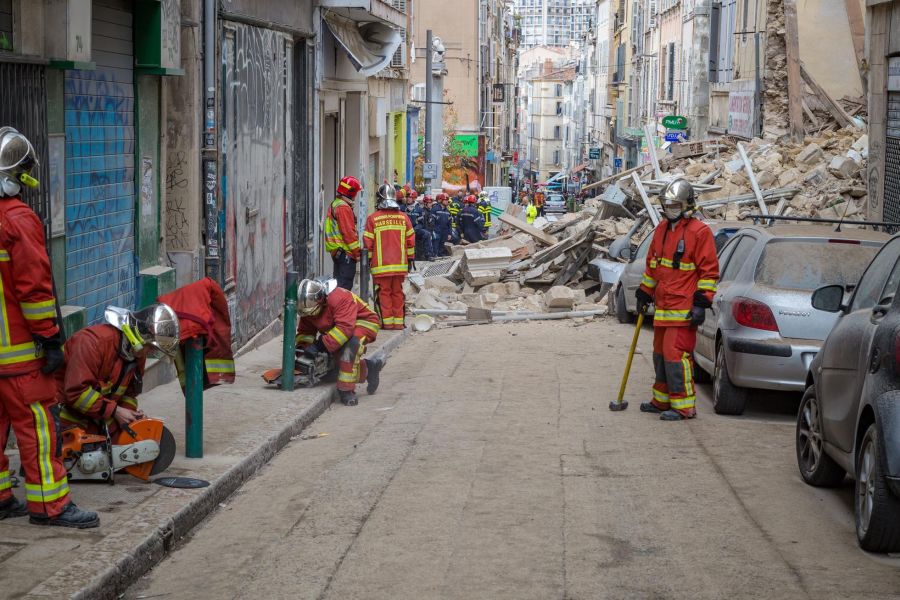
[
  {"xmin": 459, "ymin": 293, "xmax": 485, "ymax": 309},
  {"xmin": 828, "ymin": 156, "xmax": 860, "ymax": 179},
  {"xmin": 478, "ymin": 282, "xmax": 509, "ymax": 296},
  {"xmin": 573, "ymin": 289, "xmax": 587, "ymax": 304},
  {"xmin": 482, "ymin": 293, "xmax": 500, "ymax": 305},
  {"xmin": 424, "ymin": 276, "xmax": 459, "ymax": 294},
  {"xmin": 545, "ymin": 285, "xmax": 575, "ymax": 309},
  {"xmin": 777, "ymin": 168, "xmax": 801, "ymax": 188},
  {"xmin": 796, "ymin": 142, "xmax": 824, "ymax": 167},
  {"xmin": 413, "ymin": 289, "xmax": 449, "ymax": 311},
  {"xmin": 505, "ymin": 281, "xmax": 521, "ymax": 297},
  {"xmin": 464, "ymin": 269, "xmax": 502, "ymax": 287}
]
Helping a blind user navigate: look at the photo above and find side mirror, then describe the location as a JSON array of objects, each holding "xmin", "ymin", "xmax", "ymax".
[
  {"xmin": 811, "ymin": 284, "xmax": 845, "ymax": 313},
  {"xmin": 620, "ymin": 246, "xmax": 632, "ymax": 261}
]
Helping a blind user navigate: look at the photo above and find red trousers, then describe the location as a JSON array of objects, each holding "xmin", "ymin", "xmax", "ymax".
[
  {"xmin": 374, "ymin": 274, "xmax": 406, "ymax": 330},
  {"xmin": 336, "ymin": 332, "xmax": 375, "ymax": 392},
  {"xmin": 650, "ymin": 325, "xmax": 697, "ymax": 417},
  {"xmin": 0, "ymin": 370, "xmax": 70, "ymax": 517}
]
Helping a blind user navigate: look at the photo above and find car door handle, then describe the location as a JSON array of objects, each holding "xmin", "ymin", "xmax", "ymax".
[{"xmin": 871, "ymin": 305, "xmax": 888, "ymax": 323}]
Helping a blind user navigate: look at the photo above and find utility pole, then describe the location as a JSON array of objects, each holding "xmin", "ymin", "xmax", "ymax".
[{"xmin": 425, "ymin": 29, "xmax": 434, "ymax": 189}]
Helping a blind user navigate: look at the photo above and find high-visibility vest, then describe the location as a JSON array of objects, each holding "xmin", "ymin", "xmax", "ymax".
[
  {"xmin": 324, "ymin": 197, "xmax": 360, "ymax": 256},
  {"xmin": 364, "ymin": 210, "xmax": 416, "ymax": 276}
]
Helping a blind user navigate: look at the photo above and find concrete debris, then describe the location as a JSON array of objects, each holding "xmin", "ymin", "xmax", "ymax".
[{"xmin": 545, "ymin": 286, "xmax": 575, "ymax": 310}]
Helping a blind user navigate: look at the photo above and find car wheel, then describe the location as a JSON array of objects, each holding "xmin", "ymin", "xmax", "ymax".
[
  {"xmin": 795, "ymin": 386, "xmax": 845, "ymax": 487},
  {"xmin": 613, "ymin": 285, "xmax": 634, "ymax": 324},
  {"xmin": 855, "ymin": 424, "xmax": 900, "ymax": 552},
  {"xmin": 713, "ymin": 340, "xmax": 747, "ymax": 415}
]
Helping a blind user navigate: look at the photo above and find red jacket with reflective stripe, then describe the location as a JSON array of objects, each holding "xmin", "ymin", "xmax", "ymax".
[
  {"xmin": 325, "ymin": 198, "xmax": 361, "ymax": 260},
  {"xmin": 297, "ymin": 288, "xmax": 380, "ymax": 353},
  {"xmin": 158, "ymin": 277, "xmax": 235, "ymax": 386},
  {"xmin": 0, "ymin": 197, "xmax": 59, "ymax": 375},
  {"xmin": 60, "ymin": 324, "xmax": 146, "ymax": 424},
  {"xmin": 364, "ymin": 209, "xmax": 415, "ymax": 276},
  {"xmin": 639, "ymin": 217, "xmax": 719, "ymax": 327}
]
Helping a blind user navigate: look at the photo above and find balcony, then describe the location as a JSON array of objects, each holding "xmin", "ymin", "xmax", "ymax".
[{"xmin": 317, "ymin": 0, "xmax": 406, "ymax": 29}]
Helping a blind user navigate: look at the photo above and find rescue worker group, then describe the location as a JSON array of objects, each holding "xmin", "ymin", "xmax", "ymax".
[{"xmin": 0, "ymin": 125, "xmax": 717, "ymax": 531}]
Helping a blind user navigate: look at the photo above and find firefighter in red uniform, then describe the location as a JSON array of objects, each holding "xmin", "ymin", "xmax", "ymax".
[
  {"xmin": 636, "ymin": 178, "xmax": 719, "ymax": 420},
  {"xmin": 296, "ymin": 278, "xmax": 384, "ymax": 406},
  {"xmin": 325, "ymin": 176, "xmax": 363, "ymax": 290},
  {"xmin": 0, "ymin": 127, "xmax": 98, "ymax": 528},
  {"xmin": 364, "ymin": 184, "xmax": 416, "ymax": 330},
  {"xmin": 60, "ymin": 304, "xmax": 180, "ymax": 438}
]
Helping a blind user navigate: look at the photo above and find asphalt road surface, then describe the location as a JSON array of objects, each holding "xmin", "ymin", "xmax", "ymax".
[{"xmin": 127, "ymin": 320, "xmax": 900, "ymax": 600}]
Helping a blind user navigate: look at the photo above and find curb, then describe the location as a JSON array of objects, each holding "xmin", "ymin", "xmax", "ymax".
[{"xmin": 68, "ymin": 327, "xmax": 410, "ymax": 600}]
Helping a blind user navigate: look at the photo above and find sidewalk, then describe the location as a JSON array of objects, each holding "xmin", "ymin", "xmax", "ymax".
[{"xmin": 0, "ymin": 325, "xmax": 407, "ymax": 600}]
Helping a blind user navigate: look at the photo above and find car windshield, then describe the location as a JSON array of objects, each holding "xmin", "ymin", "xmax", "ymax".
[
  {"xmin": 548, "ymin": 195, "xmax": 563, "ymax": 203},
  {"xmin": 755, "ymin": 239, "xmax": 880, "ymax": 291}
]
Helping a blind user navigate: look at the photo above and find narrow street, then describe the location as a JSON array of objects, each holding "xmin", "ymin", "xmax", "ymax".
[{"xmin": 127, "ymin": 320, "xmax": 900, "ymax": 600}]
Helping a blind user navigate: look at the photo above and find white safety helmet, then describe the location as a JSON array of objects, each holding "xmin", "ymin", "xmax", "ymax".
[
  {"xmin": 297, "ymin": 277, "xmax": 338, "ymax": 316},
  {"xmin": 376, "ymin": 183, "xmax": 400, "ymax": 210},
  {"xmin": 0, "ymin": 127, "xmax": 39, "ymax": 197},
  {"xmin": 105, "ymin": 303, "xmax": 181, "ymax": 358},
  {"xmin": 659, "ymin": 177, "xmax": 696, "ymax": 221}
]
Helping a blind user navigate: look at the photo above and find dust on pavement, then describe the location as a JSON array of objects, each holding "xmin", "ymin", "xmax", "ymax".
[{"xmin": 127, "ymin": 319, "xmax": 900, "ymax": 600}]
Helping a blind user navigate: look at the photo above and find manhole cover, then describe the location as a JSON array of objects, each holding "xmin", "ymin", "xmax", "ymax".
[{"xmin": 152, "ymin": 477, "xmax": 210, "ymax": 489}]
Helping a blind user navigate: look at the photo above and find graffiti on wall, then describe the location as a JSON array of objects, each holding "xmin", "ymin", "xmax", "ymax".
[
  {"xmin": 64, "ymin": 68, "xmax": 136, "ymax": 324},
  {"xmin": 161, "ymin": 0, "xmax": 180, "ymax": 70},
  {"xmin": 223, "ymin": 23, "xmax": 290, "ymax": 346},
  {"xmin": 165, "ymin": 149, "xmax": 190, "ymax": 249}
]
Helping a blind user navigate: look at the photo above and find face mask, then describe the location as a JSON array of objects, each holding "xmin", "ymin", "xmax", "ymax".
[
  {"xmin": 0, "ymin": 175, "xmax": 20, "ymax": 197},
  {"xmin": 664, "ymin": 205, "xmax": 683, "ymax": 221}
]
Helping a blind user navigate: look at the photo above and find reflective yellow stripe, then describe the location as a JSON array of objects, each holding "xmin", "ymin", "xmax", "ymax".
[
  {"xmin": 327, "ymin": 327, "xmax": 349, "ymax": 346},
  {"xmin": 29, "ymin": 402, "xmax": 54, "ymax": 491},
  {"xmin": 370, "ymin": 264, "xmax": 409, "ymax": 275},
  {"xmin": 337, "ymin": 372, "xmax": 357, "ymax": 382},
  {"xmin": 21, "ymin": 299, "xmax": 57, "ymax": 321},
  {"xmin": 682, "ymin": 352, "xmax": 695, "ymax": 398},
  {"xmin": 649, "ymin": 258, "xmax": 657, "ymax": 268},
  {"xmin": 0, "ymin": 470, "xmax": 10, "ymax": 491},
  {"xmin": 0, "ymin": 249, "xmax": 8, "ymax": 261},
  {"xmin": 363, "ymin": 231, "xmax": 375, "ymax": 239},
  {"xmin": 120, "ymin": 396, "xmax": 139, "ymax": 410},
  {"xmin": 355, "ymin": 319, "xmax": 381, "ymax": 335},
  {"xmin": 25, "ymin": 479, "xmax": 69, "ymax": 503},
  {"xmin": 75, "ymin": 387, "xmax": 101, "ymax": 412},
  {"xmin": 640, "ymin": 274, "xmax": 657, "ymax": 288},
  {"xmin": 698, "ymin": 279, "xmax": 718, "ymax": 292},
  {"xmin": 206, "ymin": 358, "xmax": 235, "ymax": 374},
  {"xmin": 0, "ymin": 341, "xmax": 41, "ymax": 365},
  {"xmin": 670, "ymin": 395, "xmax": 696, "ymax": 410},
  {"xmin": 59, "ymin": 406, "xmax": 88, "ymax": 425},
  {"xmin": 652, "ymin": 388, "xmax": 669, "ymax": 402},
  {"xmin": 657, "ymin": 258, "xmax": 696, "ymax": 271},
  {"xmin": 296, "ymin": 334, "xmax": 315, "ymax": 344},
  {"xmin": 655, "ymin": 309, "xmax": 691, "ymax": 321}
]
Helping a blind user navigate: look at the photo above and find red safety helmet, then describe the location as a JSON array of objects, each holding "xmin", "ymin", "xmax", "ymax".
[
  {"xmin": 395, "ymin": 188, "xmax": 406, "ymax": 201},
  {"xmin": 437, "ymin": 193, "xmax": 449, "ymax": 202},
  {"xmin": 423, "ymin": 194, "xmax": 434, "ymax": 204},
  {"xmin": 409, "ymin": 190, "xmax": 418, "ymax": 200},
  {"xmin": 464, "ymin": 194, "xmax": 477, "ymax": 204},
  {"xmin": 336, "ymin": 175, "xmax": 362, "ymax": 199}
]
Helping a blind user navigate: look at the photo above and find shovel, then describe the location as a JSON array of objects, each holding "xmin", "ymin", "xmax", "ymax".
[{"xmin": 609, "ymin": 311, "xmax": 644, "ymax": 411}]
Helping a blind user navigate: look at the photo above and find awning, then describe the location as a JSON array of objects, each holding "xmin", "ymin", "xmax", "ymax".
[{"xmin": 323, "ymin": 11, "xmax": 402, "ymax": 77}]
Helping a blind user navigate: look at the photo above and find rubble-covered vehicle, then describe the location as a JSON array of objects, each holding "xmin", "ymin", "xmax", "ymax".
[
  {"xmin": 798, "ymin": 233, "xmax": 900, "ymax": 552},
  {"xmin": 693, "ymin": 224, "xmax": 888, "ymax": 415}
]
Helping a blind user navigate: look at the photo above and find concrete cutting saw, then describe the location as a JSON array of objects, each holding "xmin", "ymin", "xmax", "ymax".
[
  {"xmin": 60, "ymin": 418, "xmax": 176, "ymax": 482},
  {"xmin": 261, "ymin": 350, "xmax": 335, "ymax": 388}
]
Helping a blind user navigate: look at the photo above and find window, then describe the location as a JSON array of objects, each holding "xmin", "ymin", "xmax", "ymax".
[
  {"xmin": 851, "ymin": 238, "xmax": 900, "ymax": 311},
  {"xmin": 666, "ymin": 42, "xmax": 675, "ymax": 100},
  {"xmin": 553, "ymin": 125, "xmax": 561, "ymax": 139},
  {"xmin": 553, "ymin": 149, "xmax": 560, "ymax": 164},
  {"xmin": 720, "ymin": 236, "xmax": 756, "ymax": 282},
  {"xmin": 556, "ymin": 101, "xmax": 563, "ymax": 115},
  {"xmin": 555, "ymin": 84, "xmax": 562, "ymax": 97}
]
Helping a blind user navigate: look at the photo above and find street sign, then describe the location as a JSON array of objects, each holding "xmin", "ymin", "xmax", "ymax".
[
  {"xmin": 423, "ymin": 162, "xmax": 437, "ymax": 179},
  {"xmin": 664, "ymin": 131, "xmax": 688, "ymax": 143},
  {"xmin": 614, "ymin": 158, "xmax": 623, "ymax": 169},
  {"xmin": 589, "ymin": 147, "xmax": 600, "ymax": 159},
  {"xmin": 661, "ymin": 115, "xmax": 688, "ymax": 130}
]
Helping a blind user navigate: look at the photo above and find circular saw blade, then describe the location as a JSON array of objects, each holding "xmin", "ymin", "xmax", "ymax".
[{"xmin": 149, "ymin": 426, "xmax": 176, "ymax": 476}]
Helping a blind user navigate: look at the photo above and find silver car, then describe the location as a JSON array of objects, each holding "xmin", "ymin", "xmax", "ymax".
[
  {"xmin": 545, "ymin": 193, "xmax": 566, "ymax": 214},
  {"xmin": 694, "ymin": 225, "xmax": 888, "ymax": 415},
  {"xmin": 608, "ymin": 221, "xmax": 744, "ymax": 323}
]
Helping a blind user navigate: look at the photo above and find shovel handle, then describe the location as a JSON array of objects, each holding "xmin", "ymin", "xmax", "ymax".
[{"xmin": 615, "ymin": 312, "xmax": 644, "ymax": 403}]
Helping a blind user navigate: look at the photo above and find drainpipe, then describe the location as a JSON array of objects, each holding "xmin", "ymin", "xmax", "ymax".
[{"xmin": 202, "ymin": 0, "xmax": 220, "ymax": 281}]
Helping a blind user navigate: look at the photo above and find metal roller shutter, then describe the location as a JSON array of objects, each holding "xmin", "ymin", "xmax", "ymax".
[
  {"xmin": 884, "ymin": 92, "xmax": 900, "ymax": 225},
  {"xmin": 64, "ymin": 0, "xmax": 135, "ymax": 323}
]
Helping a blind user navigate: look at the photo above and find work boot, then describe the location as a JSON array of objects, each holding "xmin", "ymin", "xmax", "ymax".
[
  {"xmin": 640, "ymin": 402, "xmax": 663, "ymax": 413},
  {"xmin": 366, "ymin": 357, "xmax": 384, "ymax": 395},
  {"xmin": 30, "ymin": 502, "xmax": 100, "ymax": 529},
  {"xmin": 660, "ymin": 410, "xmax": 694, "ymax": 421},
  {"xmin": 339, "ymin": 390, "xmax": 358, "ymax": 407},
  {"xmin": 0, "ymin": 496, "xmax": 27, "ymax": 519}
]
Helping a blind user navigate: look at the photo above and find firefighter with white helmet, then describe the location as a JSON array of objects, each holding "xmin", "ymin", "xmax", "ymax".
[
  {"xmin": 295, "ymin": 278, "xmax": 384, "ymax": 406},
  {"xmin": 0, "ymin": 127, "xmax": 100, "ymax": 527},
  {"xmin": 364, "ymin": 184, "xmax": 416, "ymax": 330},
  {"xmin": 636, "ymin": 178, "xmax": 719, "ymax": 421}
]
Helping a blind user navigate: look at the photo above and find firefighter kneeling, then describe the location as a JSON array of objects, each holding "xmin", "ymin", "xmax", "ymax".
[
  {"xmin": 296, "ymin": 278, "xmax": 385, "ymax": 406},
  {"xmin": 635, "ymin": 178, "xmax": 719, "ymax": 421}
]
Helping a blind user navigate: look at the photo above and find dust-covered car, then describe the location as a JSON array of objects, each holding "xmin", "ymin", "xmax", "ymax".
[
  {"xmin": 545, "ymin": 193, "xmax": 566, "ymax": 214},
  {"xmin": 693, "ymin": 225, "xmax": 888, "ymax": 415}
]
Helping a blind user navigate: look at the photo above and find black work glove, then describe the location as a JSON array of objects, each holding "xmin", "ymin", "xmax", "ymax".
[
  {"xmin": 693, "ymin": 291, "xmax": 713, "ymax": 309},
  {"xmin": 689, "ymin": 305, "xmax": 706, "ymax": 328},
  {"xmin": 34, "ymin": 334, "xmax": 64, "ymax": 374},
  {"xmin": 635, "ymin": 288, "xmax": 653, "ymax": 315},
  {"xmin": 408, "ymin": 260, "xmax": 416, "ymax": 272},
  {"xmin": 303, "ymin": 338, "xmax": 327, "ymax": 358}
]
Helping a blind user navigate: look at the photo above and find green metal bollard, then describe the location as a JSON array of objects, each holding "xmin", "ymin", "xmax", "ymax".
[
  {"xmin": 185, "ymin": 336, "xmax": 205, "ymax": 458},
  {"xmin": 282, "ymin": 271, "xmax": 300, "ymax": 392}
]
